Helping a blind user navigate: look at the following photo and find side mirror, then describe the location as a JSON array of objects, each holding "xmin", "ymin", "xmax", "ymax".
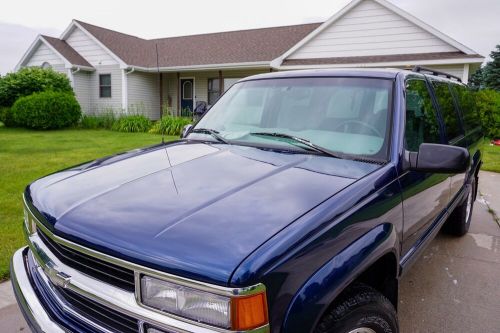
[
  {"xmin": 405, "ymin": 143, "xmax": 470, "ymax": 173},
  {"xmin": 181, "ymin": 124, "xmax": 193, "ymax": 139}
]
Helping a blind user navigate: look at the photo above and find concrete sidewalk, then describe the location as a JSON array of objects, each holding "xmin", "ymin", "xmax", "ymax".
[{"xmin": 1, "ymin": 171, "xmax": 499, "ymax": 333}]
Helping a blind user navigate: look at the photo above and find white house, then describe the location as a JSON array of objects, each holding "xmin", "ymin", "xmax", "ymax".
[{"xmin": 16, "ymin": 0, "xmax": 484, "ymax": 119}]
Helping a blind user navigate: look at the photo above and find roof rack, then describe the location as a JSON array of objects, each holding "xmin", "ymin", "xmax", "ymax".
[{"xmin": 412, "ymin": 66, "xmax": 462, "ymax": 83}]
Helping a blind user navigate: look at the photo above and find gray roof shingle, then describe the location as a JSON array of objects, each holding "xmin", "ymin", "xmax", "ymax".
[
  {"xmin": 41, "ymin": 35, "xmax": 93, "ymax": 68},
  {"xmin": 74, "ymin": 20, "xmax": 321, "ymax": 68}
]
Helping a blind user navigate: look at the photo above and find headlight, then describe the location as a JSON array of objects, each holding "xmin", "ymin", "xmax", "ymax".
[{"xmin": 140, "ymin": 275, "xmax": 268, "ymax": 330}]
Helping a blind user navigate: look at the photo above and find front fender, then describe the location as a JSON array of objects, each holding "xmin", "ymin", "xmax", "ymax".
[{"xmin": 282, "ymin": 223, "xmax": 398, "ymax": 333}]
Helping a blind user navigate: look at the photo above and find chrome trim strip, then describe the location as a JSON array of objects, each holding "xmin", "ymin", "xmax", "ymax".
[
  {"xmin": 23, "ymin": 195, "xmax": 270, "ymax": 333},
  {"xmin": 11, "ymin": 247, "xmax": 66, "ymax": 333},
  {"xmin": 30, "ymin": 252, "xmax": 117, "ymax": 333}
]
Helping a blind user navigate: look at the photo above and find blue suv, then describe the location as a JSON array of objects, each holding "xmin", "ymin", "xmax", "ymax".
[{"xmin": 11, "ymin": 68, "xmax": 482, "ymax": 333}]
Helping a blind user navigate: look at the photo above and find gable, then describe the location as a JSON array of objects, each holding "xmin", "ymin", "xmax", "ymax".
[
  {"xmin": 65, "ymin": 26, "xmax": 118, "ymax": 66},
  {"xmin": 288, "ymin": 0, "xmax": 459, "ymax": 60},
  {"xmin": 25, "ymin": 42, "xmax": 65, "ymax": 67}
]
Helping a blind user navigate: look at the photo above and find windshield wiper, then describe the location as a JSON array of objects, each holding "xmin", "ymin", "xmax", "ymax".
[
  {"xmin": 250, "ymin": 132, "xmax": 342, "ymax": 159},
  {"xmin": 190, "ymin": 128, "xmax": 229, "ymax": 144}
]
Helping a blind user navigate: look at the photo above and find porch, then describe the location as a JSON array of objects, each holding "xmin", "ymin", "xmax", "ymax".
[{"xmin": 124, "ymin": 68, "xmax": 270, "ymax": 120}]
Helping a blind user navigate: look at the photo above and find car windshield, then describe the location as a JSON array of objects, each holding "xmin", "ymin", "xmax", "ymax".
[{"xmin": 190, "ymin": 77, "xmax": 393, "ymax": 160}]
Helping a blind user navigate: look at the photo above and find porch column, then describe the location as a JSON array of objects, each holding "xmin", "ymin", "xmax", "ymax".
[
  {"xmin": 462, "ymin": 64, "xmax": 470, "ymax": 84},
  {"xmin": 159, "ymin": 73, "xmax": 163, "ymax": 118},
  {"xmin": 177, "ymin": 72, "xmax": 180, "ymax": 116},
  {"xmin": 218, "ymin": 70, "xmax": 223, "ymax": 94}
]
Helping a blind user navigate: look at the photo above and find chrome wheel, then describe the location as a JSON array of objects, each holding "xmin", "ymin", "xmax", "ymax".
[
  {"xmin": 347, "ymin": 328, "xmax": 377, "ymax": 333},
  {"xmin": 465, "ymin": 188, "xmax": 473, "ymax": 224}
]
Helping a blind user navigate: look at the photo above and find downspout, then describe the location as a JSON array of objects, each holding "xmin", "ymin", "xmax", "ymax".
[{"xmin": 123, "ymin": 68, "xmax": 135, "ymax": 114}]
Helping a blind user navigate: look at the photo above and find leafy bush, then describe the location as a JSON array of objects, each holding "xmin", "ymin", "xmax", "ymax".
[
  {"xmin": 0, "ymin": 68, "xmax": 73, "ymax": 107},
  {"xmin": 475, "ymin": 89, "xmax": 500, "ymax": 137},
  {"xmin": 0, "ymin": 107, "xmax": 19, "ymax": 127},
  {"xmin": 11, "ymin": 91, "xmax": 81, "ymax": 129},
  {"xmin": 80, "ymin": 112, "xmax": 116, "ymax": 129},
  {"xmin": 111, "ymin": 115, "xmax": 152, "ymax": 133},
  {"xmin": 149, "ymin": 116, "xmax": 191, "ymax": 135}
]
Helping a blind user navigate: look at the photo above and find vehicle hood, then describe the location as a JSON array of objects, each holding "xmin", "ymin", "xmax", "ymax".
[{"xmin": 28, "ymin": 141, "xmax": 379, "ymax": 285}]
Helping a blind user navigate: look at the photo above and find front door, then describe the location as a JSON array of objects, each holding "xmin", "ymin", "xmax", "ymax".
[
  {"xmin": 180, "ymin": 79, "xmax": 194, "ymax": 115},
  {"xmin": 400, "ymin": 78, "xmax": 451, "ymax": 259}
]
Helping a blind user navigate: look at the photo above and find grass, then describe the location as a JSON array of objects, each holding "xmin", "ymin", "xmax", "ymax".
[
  {"xmin": 480, "ymin": 138, "xmax": 500, "ymax": 173},
  {"xmin": 0, "ymin": 127, "xmax": 176, "ymax": 281}
]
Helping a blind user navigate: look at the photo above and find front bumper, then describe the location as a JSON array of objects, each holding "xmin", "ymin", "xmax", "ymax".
[{"xmin": 11, "ymin": 246, "xmax": 66, "ymax": 333}]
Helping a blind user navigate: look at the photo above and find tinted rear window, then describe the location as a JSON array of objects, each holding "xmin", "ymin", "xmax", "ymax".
[
  {"xmin": 452, "ymin": 84, "xmax": 481, "ymax": 130},
  {"xmin": 432, "ymin": 81, "xmax": 463, "ymax": 141}
]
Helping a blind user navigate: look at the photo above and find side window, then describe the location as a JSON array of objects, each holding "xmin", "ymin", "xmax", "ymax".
[
  {"xmin": 405, "ymin": 79, "xmax": 440, "ymax": 151},
  {"xmin": 432, "ymin": 81, "xmax": 463, "ymax": 141},
  {"xmin": 99, "ymin": 74, "xmax": 112, "ymax": 98},
  {"xmin": 452, "ymin": 85, "xmax": 480, "ymax": 130}
]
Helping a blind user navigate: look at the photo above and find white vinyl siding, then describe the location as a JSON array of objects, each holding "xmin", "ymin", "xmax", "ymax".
[
  {"xmin": 289, "ymin": 0, "xmax": 458, "ymax": 59},
  {"xmin": 25, "ymin": 43, "xmax": 65, "ymax": 68},
  {"xmin": 65, "ymin": 27, "xmax": 118, "ymax": 66},
  {"xmin": 88, "ymin": 65, "xmax": 122, "ymax": 114},
  {"xmin": 424, "ymin": 65, "xmax": 465, "ymax": 81},
  {"xmin": 73, "ymin": 71, "xmax": 92, "ymax": 114},
  {"xmin": 127, "ymin": 71, "xmax": 161, "ymax": 119}
]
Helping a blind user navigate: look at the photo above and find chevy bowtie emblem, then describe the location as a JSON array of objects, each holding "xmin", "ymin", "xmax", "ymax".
[{"xmin": 52, "ymin": 270, "xmax": 72, "ymax": 288}]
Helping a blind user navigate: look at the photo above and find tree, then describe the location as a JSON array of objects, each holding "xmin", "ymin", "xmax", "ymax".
[
  {"xmin": 483, "ymin": 44, "xmax": 500, "ymax": 91},
  {"xmin": 0, "ymin": 67, "xmax": 73, "ymax": 107},
  {"xmin": 468, "ymin": 67, "xmax": 484, "ymax": 91}
]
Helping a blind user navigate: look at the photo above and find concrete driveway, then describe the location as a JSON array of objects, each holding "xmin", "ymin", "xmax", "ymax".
[{"xmin": 1, "ymin": 171, "xmax": 499, "ymax": 333}]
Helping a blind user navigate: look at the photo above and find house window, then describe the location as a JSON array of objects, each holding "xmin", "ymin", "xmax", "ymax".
[
  {"xmin": 99, "ymin": 74, "xmax": 112, "ymax": 98},
  {"xmin": 208, "ymin": 78, "xmax": 221, "ymax": 105},
  {"xmin": 41, "ymin": 62, "xmax": 51, "ymax": 69}
]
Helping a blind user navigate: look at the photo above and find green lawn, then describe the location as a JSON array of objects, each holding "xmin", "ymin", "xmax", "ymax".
[
  {"xmin": 480, "ymin": 138, "xmax": 500, "ymax": 173},
  {"xmin": 0, "ymin": 127, "xmax": 175, "ymax": 281}
]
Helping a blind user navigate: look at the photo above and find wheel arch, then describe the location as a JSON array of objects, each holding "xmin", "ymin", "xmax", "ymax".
[{"xmin": 281, "ymin": 223, "xmax": 399, "ymax": 333}]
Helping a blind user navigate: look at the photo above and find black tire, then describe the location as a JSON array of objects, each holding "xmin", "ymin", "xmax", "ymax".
[
  {"xmin": 443, "ymin": 177, "xmax": 476, "ymax": 236},
  {"xmin": 314, "ymin": 284, "xmax": 398, "ymax": 333}
]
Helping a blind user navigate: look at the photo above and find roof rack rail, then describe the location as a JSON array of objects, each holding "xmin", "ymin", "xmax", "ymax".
[{"xmin": 412, "ymin": 66, "xmax": 462, "ymax": 83}]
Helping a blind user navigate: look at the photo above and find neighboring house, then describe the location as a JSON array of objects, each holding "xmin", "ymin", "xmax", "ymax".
[{"xmin": 16, "ymin": 0, "xmax": 484, "ymax": 119}]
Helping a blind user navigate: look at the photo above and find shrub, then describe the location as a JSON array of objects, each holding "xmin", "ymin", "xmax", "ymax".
[
  {"xmin": 0, "ymin": 67, "xmax": 73, "ymax": 107},
  {"xmin": 11, "ymin": 91, "xmax": 81, "ymax": 129},
  {"xmin": 0, "ymin": 106, "xmax": 19, "ymax": 127},
  {"xmin": 149, "ymin": 116, "xmax": 191, "ymax": 136},
  {"xmin": 80, "ymin": 112, "xmax": 116, "ymax": 129},
  {"xmin": 111, "ymin": 115, "xmax": 152, "ymax": 133},
  {"xmin": 475, "ymin": 89, "xmax": 500, "ymax": 138}
]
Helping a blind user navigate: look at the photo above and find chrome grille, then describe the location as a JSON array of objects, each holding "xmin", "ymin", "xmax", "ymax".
[
  {"xmin": 37, "ymin": 227, "xmax": 136, "ymax": 291},
  {"xmin": 56, "ymin": 287, "xmax": 139, "ymax": 333}
]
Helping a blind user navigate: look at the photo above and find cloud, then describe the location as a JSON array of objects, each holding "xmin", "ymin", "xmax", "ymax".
[{"xmin": 0, "ymin": 22, "xmax": 61, "ymax": 75}]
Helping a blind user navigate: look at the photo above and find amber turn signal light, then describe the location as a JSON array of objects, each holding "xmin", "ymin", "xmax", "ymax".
[{"xmin": 231, "ymin": 292, "xmax": 269, "ymax": 330}]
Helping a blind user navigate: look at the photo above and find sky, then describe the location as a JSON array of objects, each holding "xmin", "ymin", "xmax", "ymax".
[{"xmin": 0, "ymin": 0, "xmax": 499, "ymax": 75}]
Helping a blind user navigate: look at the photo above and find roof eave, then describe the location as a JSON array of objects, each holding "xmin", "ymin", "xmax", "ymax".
[
  {"xmin": 127, "ymin": 61, "xmax": 271, "ymax": 72},
  {"xmin": 277, "ymin": 57, "xmax": 485, "ymax": 70}
]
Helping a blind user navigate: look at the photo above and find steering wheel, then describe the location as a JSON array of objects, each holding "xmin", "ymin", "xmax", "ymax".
[{"xmin": 333, "ymin": 120, "xmax": 382, "ymax": 137}]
